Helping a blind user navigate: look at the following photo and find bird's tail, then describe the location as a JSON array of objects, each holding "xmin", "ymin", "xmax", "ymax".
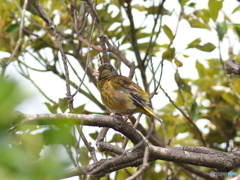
[
  {"xmin": 152, "ymin": 113, "xmax": 163, "ymax": 124},
  {"xmin": 143, "ymin": 106, "xmax": 163, "ymax": 123}
]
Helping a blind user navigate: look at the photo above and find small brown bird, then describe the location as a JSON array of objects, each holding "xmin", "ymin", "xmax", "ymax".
[{"xmin": 93, "ymin": 63, "xmax": 162, "ymax": 123}]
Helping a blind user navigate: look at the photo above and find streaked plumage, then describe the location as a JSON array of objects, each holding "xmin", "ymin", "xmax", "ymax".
[{"xmin": 93, "ymin": 63, "xmax": 162, "ymax": 123}]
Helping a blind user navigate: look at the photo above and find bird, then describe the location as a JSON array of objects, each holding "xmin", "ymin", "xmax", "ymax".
[{"xmin": 93, "ymin": 63, "xmax": 162, "ymax": 123}]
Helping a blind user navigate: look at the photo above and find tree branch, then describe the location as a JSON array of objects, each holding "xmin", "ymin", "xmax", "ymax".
[
  {"xmin": 4, "ymin": 0, "xmax": 28, "ymax": 77},
  {"xmin": 35, "ymin": 0, "xmax": 73, "ymax": 111},
  {"xmin": 224, "ymin": 59, "xmax": 240, "ymax": 75},
  {"xmin": 13, "ymin": 112, "xmax": 240, "ymax": 179}
]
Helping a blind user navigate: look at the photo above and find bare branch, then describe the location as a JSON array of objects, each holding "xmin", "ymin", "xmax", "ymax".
[
  {"xmin": 83, "ymin": 0, "xmax": 109, "ymax": 63},
  {"xmin": 96, "ymin": 127, "xmax": 125, "ymax": 155},
  {"xmin": 224, "ymin": 59, "xmax": 240, "ymax": 75},
  {"xmin": 71, "ymin": 18, "xmax": 96, "ymax": 98},
  {"xmin": 76, "ymin": 126, "xmax": 98, "ymax": 163},
  {"xmin": 125, "ymin": 146, "xmax": 149, "ymax": 180},
  {"xmin": 150, "ymin": 145, "xmax": 240, "ymax": 172},
  {"xmin": 13, "ymin": 112, "xmax": 240, "ymax": 178},
  {"xmin": 17, "ymin": 112, "xmax": 146, "ymax": 149},
  {"xmin": 35, "ymin": 1, "xmax": 73, "ymax": 111},
  {"xmin": 178, "ymin": 163, "xmax": 220, "ymax": 180},
  {"xmin": 4, "ymin": 0, "xmax": 28, "ymax": 76},
  {"xmin": 160, "ymin": 85, "xmax": 206, "ymax": 146}
]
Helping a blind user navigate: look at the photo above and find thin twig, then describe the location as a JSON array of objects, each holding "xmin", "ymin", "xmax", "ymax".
[
  {"xmin": 226, "ymin": 111, "xmax": 240, "ymax": 151},
  {"xmin": 122, "ymin": 114, "xmax": 142, "ymax": 149},
  {"xmin": 77, "ymin": 0, "xmax": 135, "ymax": 78},
  {"xmin": 125, "ymin": 146, "xmax": 149, "ymax": 180},
  {"xmin": 149, "ymin": 59, "xmax": 164, "ymax": 99},
  {"xmin": 160, "ymin": 85, "xmax": 206, "ymax": 146},
  {"xmin": 76, "ymin": 126, "xmax": 98, "ymax": 163},
  {"xmin": 17, "ymin": 60, "xmax": 47, "ymax": 72},
  {"xmin": 35, "ymin": 0, "xmax": 73, "ymax": 111},
  {"xmin": 84, "ymin": 0, "xmax": 109, "ymax": 63},
  {"xmin": 71, "ymin": 18, "xmax": 96, "ymax": 98},
  {"xmin": 16, "ymin": 61, "xmax": 56, "ymax": 104},
  {"xmin": 175, "ymin": 70, "xmax": 190, "ymax": 114},
  {"xmin": 4, "ymin": 0, "xmax": 28, "ymax": 76},
  {"xmin": 143, "ymin": 0, "xmax": 166, "ymax": 63},
  {"xmin": 63, "ymin": 144, "xmax": 79, "ymax": 167}
]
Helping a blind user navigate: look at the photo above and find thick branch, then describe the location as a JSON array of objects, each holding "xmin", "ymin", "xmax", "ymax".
[
  {"xmin": 224, "ymin": 59, "xmax": 240, "ymax": 75},
  {"xmin": 16, "ymin": 112, "xmax": 146, "ymax": 148},
  {"xmin": 13, "ymin": 112, "xmax": 240, "ymax": 178},
  {"xmin": 150, "ymin": 145, "xmax": 240, "ymax": 172}
]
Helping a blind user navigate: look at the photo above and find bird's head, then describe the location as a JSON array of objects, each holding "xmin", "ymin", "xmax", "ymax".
[{"xmin": 93, "ymin": 63, "xmax": 118, "ymax": 81}]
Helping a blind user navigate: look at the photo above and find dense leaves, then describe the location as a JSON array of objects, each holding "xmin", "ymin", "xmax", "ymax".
[{"xmin": 0, "ymin": 78, "xmax": 67, "ymax": 180}]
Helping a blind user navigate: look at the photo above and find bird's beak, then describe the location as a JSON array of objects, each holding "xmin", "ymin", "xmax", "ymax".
[{"xmin": 92, "ymin": 70, "xmax": 99, "ymax": 76}]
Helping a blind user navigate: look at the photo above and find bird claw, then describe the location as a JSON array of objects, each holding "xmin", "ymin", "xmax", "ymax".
[
  {"xmin": 110, "ymin": 113, "xmax": 123, "ymax": 120},
  {"xmin": 157, "ymin": 118, "xmax": 163, "ymax": 124}
]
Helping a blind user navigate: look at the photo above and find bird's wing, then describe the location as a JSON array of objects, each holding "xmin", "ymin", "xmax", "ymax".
[
  {"xmin": 109, "ymin": 75, "xmax": 150, "ymax": 106},
  {"xmin": 108, "ymin": 75, "xmax": 162, "ymax": 123}
]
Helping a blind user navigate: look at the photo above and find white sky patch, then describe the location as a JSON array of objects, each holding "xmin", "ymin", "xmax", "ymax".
[{"xmin": 196, "ymin": 118, "xmax": 210, "ymax": 134}]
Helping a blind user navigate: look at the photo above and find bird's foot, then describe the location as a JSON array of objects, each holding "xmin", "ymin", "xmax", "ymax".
[
  {"xmin": 110, "ymin": 113, "xmax": 123, "ymax": 121},
  {"xmin": 123, "ymin": 114, "xmax": 133, "ymax": 125}
]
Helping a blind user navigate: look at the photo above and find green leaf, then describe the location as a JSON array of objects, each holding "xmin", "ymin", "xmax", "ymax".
[
  {"xmin": 58, "ymin": 97, "xmax": 68, "ymax": 113},
  {"xmin": 190, "ymin": 101, "xmax": 198, "ymax": 121},
  {"xmin": 44, "ymin": 102, "xmax": 58, "ymax": 114},
  {"xmin": 162, "ymin": 48, "xmax": 175, "ymax": 61},
  {"xmin": 233, "ymin": 79, "xmax": 240, "ymax": 94},
  {"xmin": 174, "ymin": 59, "xmax": 183, "ymax": 67},
  {"xmin": 138, "ymin": 32, "xmax": 152, "ymax": 39},
  {"xmin": 233, "ymin": 24, "xmax": 240, "ymax": 37},
  {"xmin": 196, "ymin": 42, "xmax": 216, "ymax": 52},
  {"xmin": 131, "ymin": 42, "xmax": 161, "ymax": 54},
  {"xmin": 5, "ymin": 23, "xmax": 19, "ymax": 33},
  {"xmin": 187, "ymin": 39, "xmax": 216, "ymax": 52},
  {"xmin": 196, "ymin": 60, "xmax": 205, "ymax": 78},
  {"xmin": 162, "ymin": 25, "xmax": 174, "ymax": 41},
  {"xmin": 232, "ymin": 5, "xmax": 240, "ymax": 14},
  {"xmin": 174, "ymin": 73, "xmax": 192, "ymax": 94},
  {"xmin": 185, "ymin": 15, "xmax": 211, "ymax": 29},
  {"xmin": 189, "ymin": 2, "xmax": 196, "ymax": 7},
  {"xmin": 43, "ymin": 126, "xmax": 76, "ymax": 146},
  {"xmin": 0, "ymin": 37, "xmax": 11, "ymax": 52},
  {"xmin": 0, "ymin": 78, "xmax": 25, "ymax": 131},
  {"xmin": 194, "ymin": 9, "xmax": 210, "ymax": 23},
  {"xmin": 216, "ymin": 21, "xmax": 227, "ymax": 41},
  {"xmin": 32, "ymin": 41, "xmax": 49, "ymax": 51},
  {"xmin": 222, "ymin": 93, "xmax": 236, "ymax": 105},
  {"xmin": 145, "ymin": 6, "xmax": 170, "ymax": 15},
  {"xmin": 73, "ymin": 104, "xmax": 86, "ymax": 114},
  {"xmin": 17, "ymin": 133, "xmax": 44, "ymax": 160},
  {"xmin": 208, "ymin": 0, "xmax": 223, "ymax": 21},
  {"xmin": 132, "ymin": 4, "xmax": 145, "ymax": 12},
  {"xmin": 155, "ymin": 43, "xmax": 169, "ymax": 48},
  {"xmin": 89, "ymin": 132, "xmax": 98, "ymax": 140},
  {"xmin": 78, "ymin": 147, "xmax": 92, "ymax": 165},
  {"xmin": 108, "ymin": 133, "xmax": 123, "ymax": 143},
  {"xmin": 188, "ymin": 38, "xmax": 201, "ymax": 47},
  {"xmin": 0, "ymin": 134, "xmax": 66, "ymax": 180},
  {"xmin": 178, "ymin": 0, "xmax": 190, "ymax": 6}
]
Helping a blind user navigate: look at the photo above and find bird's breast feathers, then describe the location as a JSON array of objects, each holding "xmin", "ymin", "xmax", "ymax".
[{"xmin": 100, "ymin": 80, "xmax": 136, "ymax": 114}]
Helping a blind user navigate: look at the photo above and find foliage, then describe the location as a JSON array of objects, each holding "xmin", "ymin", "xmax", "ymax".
[
  {"xmin": 0, "ymin": 0, "xmax": 240, "ymax": 179},
  {"xmin": 0, "ymin": 77, "xmax": 68, "ymax": 180}
]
